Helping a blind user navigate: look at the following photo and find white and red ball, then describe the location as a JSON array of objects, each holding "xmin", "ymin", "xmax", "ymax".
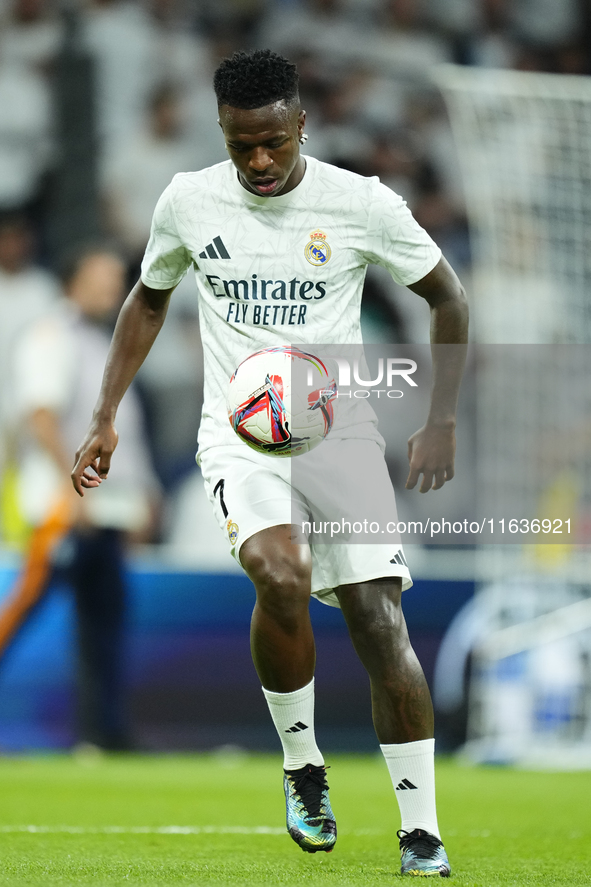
[{"xmin": 227, "ymin": 347, "xmax": 337, "ymax": 457}]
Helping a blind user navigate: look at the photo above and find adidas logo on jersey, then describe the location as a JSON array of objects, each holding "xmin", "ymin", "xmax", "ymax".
[
  {"xmin": 390, "ymin": 550, "xmax": 408, "ymax": 568},
  {"xmin": 199, "ymin": 236, "xmax": 231, "ymax": 260}
]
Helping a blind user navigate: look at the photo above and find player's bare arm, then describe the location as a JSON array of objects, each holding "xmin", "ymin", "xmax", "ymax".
[
  {"xmin": 71, "ymin": 279, "xmax": 174, "ymax": 496},
  {"xmin": 406, "ymin": 255, "xmax": 469, "ymax": 492}
]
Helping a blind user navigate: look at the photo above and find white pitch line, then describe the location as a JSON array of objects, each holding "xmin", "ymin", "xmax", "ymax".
[
  {"xmin": 0, "ymin": 826, "xmax": 284, "ymax": 836},
  {"xmin": 0, "ymin": 825, "xmax": 385, "ymax": 837}
]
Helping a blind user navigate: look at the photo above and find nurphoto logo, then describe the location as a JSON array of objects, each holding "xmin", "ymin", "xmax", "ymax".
[{"xmin": 307, "ymin": 357, "xmax": 418, "ymax": 399}]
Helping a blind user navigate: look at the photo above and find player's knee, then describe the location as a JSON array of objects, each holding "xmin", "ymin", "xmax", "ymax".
[
  {"xmin": 247, "ymin": 549, "xmax": 311, "ymax": 618},
  {"xmin": 357, "ymin": 610, "xmax": 406, "ymax": 654},
  {"xmin": 340, "ymin": 583, "xmax": 408, "ymax": 647},
  {"xmin": 256, "ymin": 559, "xmax": 311, "ymax": 606}
]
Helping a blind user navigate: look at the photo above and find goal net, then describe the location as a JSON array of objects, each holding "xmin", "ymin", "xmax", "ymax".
[
  {"xmin": 433, "ymin": 66, "xmax": 591, "ymax": 766},
  {"xmin": 435, "ymin": 65, "xmax": 591, "ymax": 345}
]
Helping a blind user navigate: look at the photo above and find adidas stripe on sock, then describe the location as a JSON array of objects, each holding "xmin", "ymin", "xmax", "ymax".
[
  {"xmin": 380, "ymin": 738, "xmax": 441, "ymax": 839},
  {"xmin": 262, "ymin": 678, "xmax": 324, "ymax": 770}
]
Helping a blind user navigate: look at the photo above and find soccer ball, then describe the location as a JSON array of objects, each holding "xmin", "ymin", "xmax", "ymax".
[{"xmin": 227, "ymin": 346, "xmax": 338, "ymax": 457}]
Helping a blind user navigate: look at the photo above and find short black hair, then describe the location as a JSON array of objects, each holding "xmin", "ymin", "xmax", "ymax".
[{"xmin": 213, "ymin": 49, "xmax": 299, "ymax": 111}]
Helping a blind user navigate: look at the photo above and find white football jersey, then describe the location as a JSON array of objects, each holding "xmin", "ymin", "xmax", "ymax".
[{"xmin": 141, "ymin": 156, "xmax": 441, "ymax": 455}]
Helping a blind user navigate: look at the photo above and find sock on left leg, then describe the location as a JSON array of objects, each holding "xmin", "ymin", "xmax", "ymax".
[
  {"xmin": 380, "ymin": 738, "xmax": 440, "ymax": 839},
  {"xmin": 262, "ymin": 678, "xmax": 324, "ymax": 770}
]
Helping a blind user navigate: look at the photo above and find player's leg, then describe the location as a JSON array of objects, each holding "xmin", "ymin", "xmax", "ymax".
[
  {"xmin": 241, "ymin": 524, "xmax": 315, "ymax": 693},
  {"xmin": 335, "ymin": 578, "xmax": 450, "ymax": 877},
  {"xmin": 200, "ymin": 448, "xmax": 335, "ymax": 852},
  {"xmin": 240, "ymin": 524, "xmax": 336, "ymax": 853},
  {"xmin": 335, "ymin": 577, "xmax": 432, "ymax": 743},
  {"xmin": 240, "ymin": 526, "xmax": 337, "ymax": 850}
]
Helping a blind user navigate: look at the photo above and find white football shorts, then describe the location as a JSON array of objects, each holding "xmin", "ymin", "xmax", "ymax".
[{"xmin": 199, "ymin": 437, "xmax": 412, "ymax": 608}]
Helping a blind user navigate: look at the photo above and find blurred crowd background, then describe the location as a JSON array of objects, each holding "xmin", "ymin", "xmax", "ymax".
[
  {"xmin": 0, "ymin": 0, "xmax": 590, "ymax": 753},
  {"xmin": 1, "ymin": 0, "xmax": 590, "ymax": 557}
]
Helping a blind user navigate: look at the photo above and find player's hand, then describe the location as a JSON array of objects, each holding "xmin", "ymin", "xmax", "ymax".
[
  {"xmin": 406, "ymin": 422, "xmax": 456, "ymax": 493},
  {"xmin": 71, "ymin": 419, "xmax": 119, "ymax": 497}
]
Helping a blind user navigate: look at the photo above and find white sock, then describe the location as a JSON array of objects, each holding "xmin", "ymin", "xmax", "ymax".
[
  {"xmin": 262, "ymin": 678, "xmax": 324, "ymax": 770},
  {"xmin": 380, "ymin": 738, "xmax": 441, "ymax": 839}
]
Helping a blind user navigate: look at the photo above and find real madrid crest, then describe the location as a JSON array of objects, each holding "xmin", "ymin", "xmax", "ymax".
[
  {"xmin": 305, "ymin": 230, "xmax": 331, "ymax": 266},
  {"xmin": 226, "ymin": 519, "xmax": 239, "ymax": 546}
]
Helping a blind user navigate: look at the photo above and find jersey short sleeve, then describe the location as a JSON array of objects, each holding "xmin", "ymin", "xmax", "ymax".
[
  {"xmin": 141, "ymin": 177, "xmax": 193, "ymax": 290},
  {"xmin": 362, "ymin": 180, "xmax": 441, "ymax": 286}
]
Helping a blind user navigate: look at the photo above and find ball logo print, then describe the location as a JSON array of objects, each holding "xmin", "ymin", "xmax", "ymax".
[
  {"xmin": 227, "ymin": 347, "xmax": 337, "ymax": 456},
  {"xmin": 304, "ymin": 230, "xmax": 331, "ymax": 266}
]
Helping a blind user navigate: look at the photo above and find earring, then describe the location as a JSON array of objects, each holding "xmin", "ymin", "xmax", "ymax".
[{"xmin": 299, "ymin": 133, "xmax": 308, "ymax": 145}]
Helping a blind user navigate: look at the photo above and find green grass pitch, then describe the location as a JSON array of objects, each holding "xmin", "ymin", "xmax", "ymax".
[{"xmin": 0, "ymin": 753, "xmax": 588, "ymax": 886}]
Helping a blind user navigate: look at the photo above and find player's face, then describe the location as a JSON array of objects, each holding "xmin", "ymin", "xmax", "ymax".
[
  {"xmin": 219, "ymin": 101, "xmax": 306, "ymax": 197},
  {"xmin": 67, "ymin": 253, "xmax": 126, "ymax": 320}
]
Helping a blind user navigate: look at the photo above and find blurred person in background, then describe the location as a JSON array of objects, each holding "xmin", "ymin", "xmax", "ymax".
[
  {"xmin": 135, "ymin": 271, "xmax": 204, "ymax": 493},
  {"xmin": 426, "ymin": 0, "xmax": 586, "ymax": 71},
  {"xmin": 0, "ymin": 212, "xmax": 59, "ymax": 522},
  {"xmin": 194, "ymin": 0, "xmax": 268, "ymax": 50},
  {"xmin": 367, "ymin": 0, "xmax": 451, "ymax": 79},
  {"xmin": 257, "ymin": 0, "xmax": 368, "ymax": 65},
  {"xmin": 81, "ymin": 0, "xmax": 214, "ymax": 152},
  {"xmin": 508, "ymin": 0, "xmax": 582, "ymax": 62},
  {"xmin": 10, "ymin": 244, "xmax": 160, "ymax": 750},
  {"xmin": 101, "ymin": 79, "xmax": 208, "ymax": 491},
  {"xmin": 260, "ymin": 0, "xmax": 450, "ymax": 79},
  {"xmin": 102, "ymin": 81, "xmax": 199, "ymax": 268},
  {"xmin": 81, "ymin": 0, "xmax": 164, "ymax": 147},
  {"xmin": 0, "ymin": 212, "xmax": 59, "ymax": 394},
  {"xmin": 0, "ymin": 40, "xmax": 52, "ymax": 215},
  {"xmin": 306, "ymin": 68, "xmax": 375, "ymax": 167},
  {"xmin": 0, "ymin": 0, "xmax": 62, "ymax": 74}
]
